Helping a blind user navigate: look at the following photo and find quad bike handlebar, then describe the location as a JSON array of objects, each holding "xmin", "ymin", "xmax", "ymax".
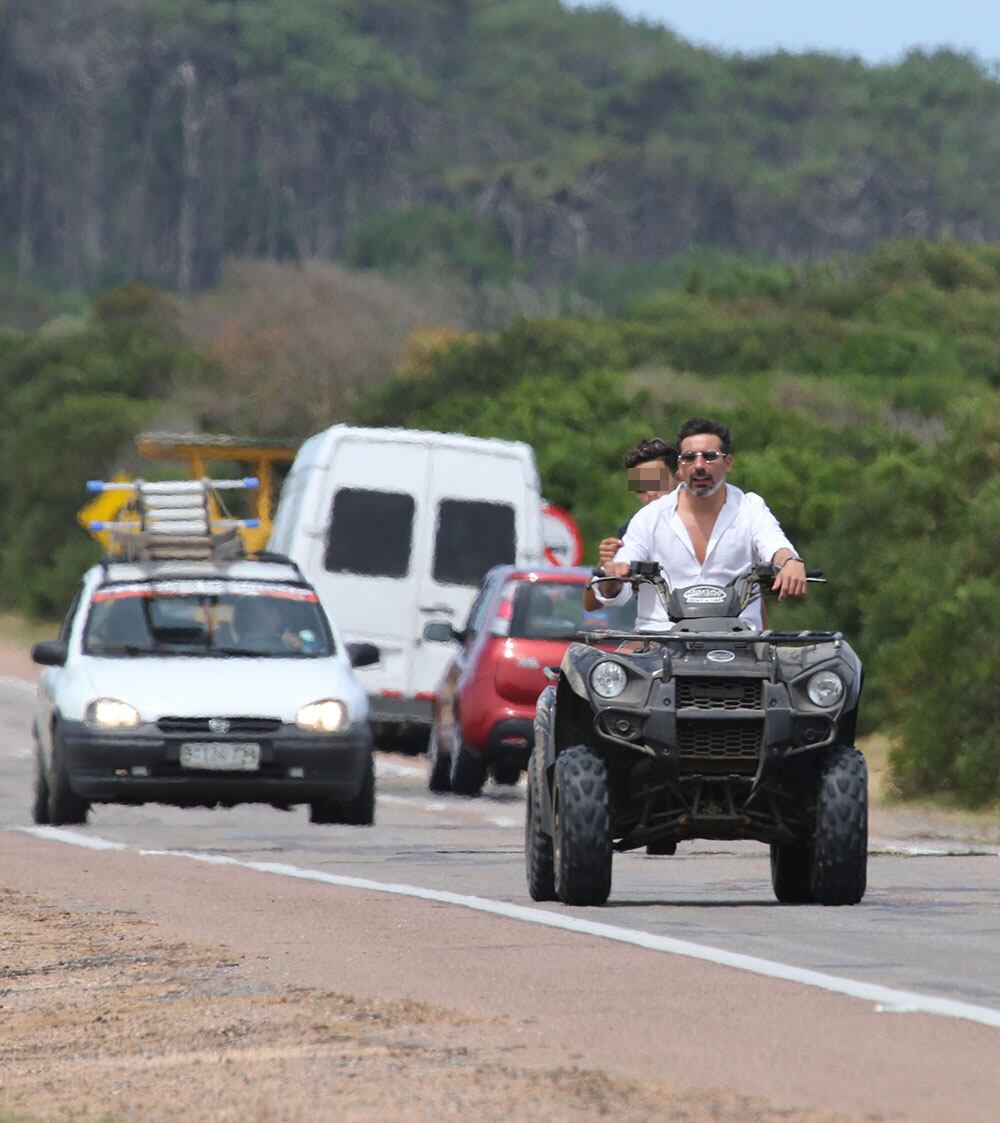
[{"xmin": 590, "ymin": 560, "xmax": 826, "ymax": 614}]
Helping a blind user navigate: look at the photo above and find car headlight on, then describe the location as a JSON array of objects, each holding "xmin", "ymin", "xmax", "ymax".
[
  {"xmin": 806, "ymin": 671, "xmax": 845, "ymax": 707},
  {"xmin": 85, "ymin": 698, "xmax": 141, "ymax": 729},
  {"xmin": 590, "ymin": 660, "xmax": 627, "ymax": 699},
  {"xmin": 296, "ymin": 699, "xmax": 348, "ymax": 732}
]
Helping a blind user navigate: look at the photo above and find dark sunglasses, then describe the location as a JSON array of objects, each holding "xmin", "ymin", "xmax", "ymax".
[{"xmin": 678, "ymin": 449, "xmax": 725, "ymax": 464}]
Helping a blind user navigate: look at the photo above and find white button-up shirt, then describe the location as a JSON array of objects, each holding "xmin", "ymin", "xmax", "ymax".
[{"xmin": 596, "ymin": 484, "xmax": 795, "ymax": 631}]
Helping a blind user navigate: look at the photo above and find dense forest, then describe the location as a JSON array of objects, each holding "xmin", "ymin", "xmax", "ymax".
[{"xmin": 5, "ymin": 0, "xmax": 1000, "ymax": 292}]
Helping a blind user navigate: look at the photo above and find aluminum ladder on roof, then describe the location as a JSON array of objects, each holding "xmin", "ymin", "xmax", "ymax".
[{"xmin": 86, "ymin": 477, "xmax": 260, "ymax": 561}]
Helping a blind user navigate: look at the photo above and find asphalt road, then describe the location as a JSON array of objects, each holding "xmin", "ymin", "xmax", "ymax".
[{"xmin": 3, "ymin": 673, "xmax": 1000, "ymax": 1120}]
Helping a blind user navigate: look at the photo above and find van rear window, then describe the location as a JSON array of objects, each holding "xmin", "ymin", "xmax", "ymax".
[
  {"xmin": 325, "ymin": 488, "xmax": 415, "ymax": 578},
  {"xmin": 433, "ymin": 500, "xmax": 515, "ymax": 586}
]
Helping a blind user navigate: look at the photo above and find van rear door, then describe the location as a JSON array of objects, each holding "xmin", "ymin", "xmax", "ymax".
[
  {"xmin": 409, "ymin": 446, "xmax": 523, "ymax": 697},
  {"xmin": 319, "ymin": 436, "xmax": 428, "ymax": 698}
]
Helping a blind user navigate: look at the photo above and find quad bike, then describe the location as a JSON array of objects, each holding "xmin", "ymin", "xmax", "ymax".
[{"xmin": 525, "ymin": 562, "xmax": 866, "ymax": 907}]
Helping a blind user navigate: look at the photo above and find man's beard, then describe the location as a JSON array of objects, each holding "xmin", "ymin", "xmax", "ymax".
[{"xmin": 687, "ymin": 475, "xmax": 724, "ymax": 498}]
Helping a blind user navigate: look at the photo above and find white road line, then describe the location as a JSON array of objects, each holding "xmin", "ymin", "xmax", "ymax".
[
  {"xmin": 20, "ymin": 826, "xmax": 127, "ymax": 851},
  {"xmin": 374, "ymin": 758, "xmax": 426, "ymax": 779},
  {"xmin": 870, "ymin": 842, "xmax": 1000, "ymax": 857},
  {"xmin": 13, "ymin": 825, "xmax": 1000, "ymax": 1032},
  {"xmin": 0, "ymin": 675, "xmax": 36, "ymax": 695}
]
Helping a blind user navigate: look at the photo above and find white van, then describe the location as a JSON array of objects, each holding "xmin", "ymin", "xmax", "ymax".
[{"xmin": 268, "ymin": 425, "xmax": 544, "ymax": 747}]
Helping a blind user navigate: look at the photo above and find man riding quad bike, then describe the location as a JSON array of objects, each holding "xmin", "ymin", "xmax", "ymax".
[{"xmin": 525, "ymin": 561, "xmax": 867, "ymax": 907}]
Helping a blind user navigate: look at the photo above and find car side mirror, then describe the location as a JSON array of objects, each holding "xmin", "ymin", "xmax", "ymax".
[
  {"xmin": 346, "ymin": 642, "xmax": 380, "ymax": 669},
  {"xmin": 32, "ymin": 639, "xmax": 68, "ymax": 667},
  {"xmin": 422, "ymin": 620, "xmax": 461, "ymax": 644}
]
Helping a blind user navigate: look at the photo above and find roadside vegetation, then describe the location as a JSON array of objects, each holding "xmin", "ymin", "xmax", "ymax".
[{"xmin": 0, "ymin": 237, "xmax": 997, "ymax": 807}]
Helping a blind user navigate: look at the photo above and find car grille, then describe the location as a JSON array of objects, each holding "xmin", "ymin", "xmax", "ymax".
[
  {"xmin": 677, "ymin": 718, "xmax": 763, "ymax": 775},
  {"xmin": 676, "ymin": 678, "xmax": 762, "ymax": 710},
  {"xmin": 157, "ymin": 716, "xmax": 283, "ymax": 735}
]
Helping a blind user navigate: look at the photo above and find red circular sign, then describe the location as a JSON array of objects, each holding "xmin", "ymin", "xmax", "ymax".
[{"xmin": 541, "ymin": 503, "xmax": 583, "ymax": 567}]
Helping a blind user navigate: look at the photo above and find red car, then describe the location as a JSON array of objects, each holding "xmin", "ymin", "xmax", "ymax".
[{"xmin": 423, "ymin": 565, "xmax": 635, "ymax": 795}]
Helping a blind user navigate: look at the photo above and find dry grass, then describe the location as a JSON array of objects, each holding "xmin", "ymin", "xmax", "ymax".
[{"xmin": 176, "ymin": 259, "xmax": 469, "ymax": 438}]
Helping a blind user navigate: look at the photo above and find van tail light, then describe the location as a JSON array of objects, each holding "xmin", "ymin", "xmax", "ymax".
[{"xmin": 489, "ymin": 582, "xmax": 518, "ymax": 637}]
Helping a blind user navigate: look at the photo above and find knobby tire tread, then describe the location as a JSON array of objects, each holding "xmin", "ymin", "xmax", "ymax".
[
  {"xmin": 554, "ymin": 745, "xmax": 612, "ymax": 906},
  {"xmin": 812, "ymin": 744, "xmax": 868, "ymax": 905}
]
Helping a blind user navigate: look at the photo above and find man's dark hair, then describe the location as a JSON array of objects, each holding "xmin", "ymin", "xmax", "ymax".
[
  {"xmin": 624, "ymin": 438, "xmax": 679, "ymax": 473},
  {"xmin": 676, "ymin": 417, "xmax": 732, "ymax": 455}
]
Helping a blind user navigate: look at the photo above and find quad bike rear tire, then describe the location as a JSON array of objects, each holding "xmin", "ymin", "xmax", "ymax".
[
  {"xmin": 525, "ymin": 755, "xmax": 556, "ymax": 901},
  {"xmin": 770, "ymin": 842, "xmax": 815, "ymax": 903},
  {"xmin": 553, "ymin": 745, "xmax": 612, "ymax": 906},
  {"xmin": 812, "ymin": 744, "xmax": 868, "ymax": 905}
]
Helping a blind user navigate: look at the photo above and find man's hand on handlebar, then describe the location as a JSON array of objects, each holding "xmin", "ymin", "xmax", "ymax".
[
  {"xmin": 771, "ymin": 557, "xmax": 807, "ymax": 601},
  {"xmin": 598, "ymin": 561, "xmax": 631, "ymax": 581},
  {"xmin": 590, "ymin": 559, "xmax": 630, "ymax": 598}
]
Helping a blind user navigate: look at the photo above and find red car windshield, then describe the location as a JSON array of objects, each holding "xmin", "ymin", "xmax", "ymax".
[{"xmin": 509, "ymin": 581, "xmax": 635, "ymax": 640}]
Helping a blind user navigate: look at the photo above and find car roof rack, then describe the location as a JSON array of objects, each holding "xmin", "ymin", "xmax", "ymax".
[{"xmin": 86, "ymin": 477, "xmax": 260, "ymax": 562}]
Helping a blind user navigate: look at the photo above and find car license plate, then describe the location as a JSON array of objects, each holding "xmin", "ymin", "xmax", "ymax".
[{"xmin": 179, "ymin": 742, "xmax": 260, "ymax": 771}]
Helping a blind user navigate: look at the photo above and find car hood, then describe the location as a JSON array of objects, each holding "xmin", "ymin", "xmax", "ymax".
[{"xmin": 78, "ymin": 655, "xmax": 365, "ymax": 723}]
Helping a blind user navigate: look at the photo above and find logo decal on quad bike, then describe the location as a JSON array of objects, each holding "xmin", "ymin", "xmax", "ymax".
[
  {"xmin": 706, "ymin": 650, "xmax": 736, "ymax": 663},
  {"xmin": 683, "ymin": 586, "xmax": 728, "ymax": 604}
]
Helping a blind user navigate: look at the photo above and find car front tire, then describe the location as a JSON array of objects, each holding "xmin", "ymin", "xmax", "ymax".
[
  {"xmin": 342, "ymin": 753, "xmax": 376, "ymax": 826},
  {"xmin": 31, "ymin": 740, "xmax": 50, "ymax": 826},
  {"xmin": 450, "ymin": 738, "xmax": 487, "ymax": 797},
  {"xmin": 427, "ymin": 729, "xmax": 452, "ymax": 793},
  {"xmin": 47, "ymin": 725, "xmax": 89, "ymax": 826}
]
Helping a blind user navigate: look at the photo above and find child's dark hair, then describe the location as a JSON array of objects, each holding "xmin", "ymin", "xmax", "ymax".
[{"xmin": 624, "ymin": 438, "xmax": 679, "ymax": 473}]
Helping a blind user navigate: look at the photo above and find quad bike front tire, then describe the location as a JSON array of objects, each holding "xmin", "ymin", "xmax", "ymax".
[
  {"xmin": 553, "ymin": 745, "xmax": 612, "ymax": 906},
  {"xmin": 812, "ymin": 744, "xmax": 868, "ymax": 905},
  {"xmin": 525, "ymin": 754, "xmax": 556, "ymax": 901}
]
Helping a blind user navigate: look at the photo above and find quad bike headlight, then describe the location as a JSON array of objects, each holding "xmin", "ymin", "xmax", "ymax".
[
  {"xmin": 296, "ymin": 699, "xmax": 347, "ymax": 732},
  {"xmin": 85, "ymin": 698, "xmax": 141, "ymax": 729},
  {"xmin": 806, "ymin": 671, "xmax": 845, "ymax": 708},
  {"xmin": 591, "ymin": 660, "xmax": 627, "ymax": 699}
]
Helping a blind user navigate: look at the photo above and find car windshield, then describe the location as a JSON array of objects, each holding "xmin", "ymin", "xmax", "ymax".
[
  {"xmin": 510, "ymin": 581, "xmax": 636, "ymax": 640},
  {"xmin": 82, "ymin": 580, "xmax": 334, "ymax": 658}
]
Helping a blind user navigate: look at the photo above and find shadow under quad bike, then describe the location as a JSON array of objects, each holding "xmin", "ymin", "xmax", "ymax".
[{"xmin": 525, "ymin": 561, "xmax": 867, "ymax": 907}]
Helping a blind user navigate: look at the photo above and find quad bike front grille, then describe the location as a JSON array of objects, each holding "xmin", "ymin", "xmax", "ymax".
[
  {"xmin": 677, "ymin": 718, "xmax": 763, "ymax": 775},
  {"xmin": 676, "ymin": 678, "xmax": 763, "ymax": 710}
]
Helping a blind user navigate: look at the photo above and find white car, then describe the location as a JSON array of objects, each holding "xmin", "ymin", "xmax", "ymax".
[{"xmin": 30, "ymin": 556, "xmax": 378, "ymax": 826}]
